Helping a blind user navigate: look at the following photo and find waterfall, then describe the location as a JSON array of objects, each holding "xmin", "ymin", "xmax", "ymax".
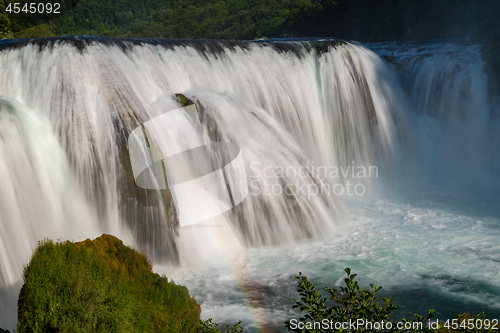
[
  {"xmin": 0, "ymin": 97, "xmax": 103, "ymax": 326},
  {"xmin": 401, "ymin": 42, "xmax": 495, "ymax": 188},
  {"xmin": 0, "ymin": 37, "xmax": 496, "ymax": 329}
]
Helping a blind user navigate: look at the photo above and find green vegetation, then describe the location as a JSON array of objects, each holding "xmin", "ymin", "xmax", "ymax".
[
  {"xmin": 0, "ymin": 0, "xmax": 495, "ymax": 43},
  {"xmin": 17, "ymin": 234, "xmax": 200, "ymax": 333},
  {"xmin": 283, "ymin": 268, "xmax": 434, "ymax": 332},
  {"xmin": 199, "ymin": 319, "xmax": 245, "ymax": 333},
  {"xmin": 0, "ymin": 1, "xmax": 13, "ymax": 38}
]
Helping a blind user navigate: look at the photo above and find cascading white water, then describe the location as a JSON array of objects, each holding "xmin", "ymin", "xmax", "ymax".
[
  {"xmin": 0, "ymin": 37, "xmax": 498, "ymax": 330},
  {"xmin": 402, "ymin": 43, "xmax": 494, "ymax": 188},
  {"xmin": 369, "ymin": 40, "xmax": 500, "ymax": 188},
  {"xmin": 0, "ymin": 97, "xmax": 103, "ymax": 327}
]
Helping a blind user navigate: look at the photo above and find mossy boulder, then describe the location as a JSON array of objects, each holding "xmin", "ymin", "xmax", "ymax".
[{"xmin": 17, "ymin": 234, "xmax": 200, "ymax": 333}]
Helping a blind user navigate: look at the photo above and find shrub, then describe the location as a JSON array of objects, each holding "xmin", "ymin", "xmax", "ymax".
[
  {"xmin": 17, "ymin": 234, "xmax": 200, "ymax": 333},
  {"xmin": 285, "ymin": 268, "xmax": 434, "ymax": 332},
  {"xmin": 198, "ymin": 319, "xmax": 244, "ymax": 333}
]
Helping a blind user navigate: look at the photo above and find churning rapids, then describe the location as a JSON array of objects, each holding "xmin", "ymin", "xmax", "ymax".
[{"xmin": 0, "ymin": 36, "xmax": 499, "ymax": 331}]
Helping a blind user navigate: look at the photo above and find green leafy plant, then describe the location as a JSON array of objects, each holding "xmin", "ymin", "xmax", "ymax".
[
  {"xmin": 199, "ymin": 319, "xmax": 245, "ymax": 333},
  {"xmin": 285, "ymin": 268, "xmax": 435, "ymax": 332}
]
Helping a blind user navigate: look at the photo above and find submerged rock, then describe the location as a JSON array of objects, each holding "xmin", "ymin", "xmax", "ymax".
[{"xmin": 17, "ymin": 234, "xmax": 200, "ymax": 333}]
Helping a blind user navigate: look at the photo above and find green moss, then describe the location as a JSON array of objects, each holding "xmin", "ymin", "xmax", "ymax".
[
  {"xmin": 175, "ymin": 93, "xmax": 205, "ymax": 126},
  {"xmin": 17, "ymin": 234, "xmax": 200, "ymax": 333},
  {"xmin": 175, "ymin": 93, "xmax": 195, "ymax": 108}
]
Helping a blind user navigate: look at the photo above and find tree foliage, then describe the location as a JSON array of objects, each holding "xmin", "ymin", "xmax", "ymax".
[{"xmin": 0, "ymin": 0, "xmax": 496, "ymax": 44}]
